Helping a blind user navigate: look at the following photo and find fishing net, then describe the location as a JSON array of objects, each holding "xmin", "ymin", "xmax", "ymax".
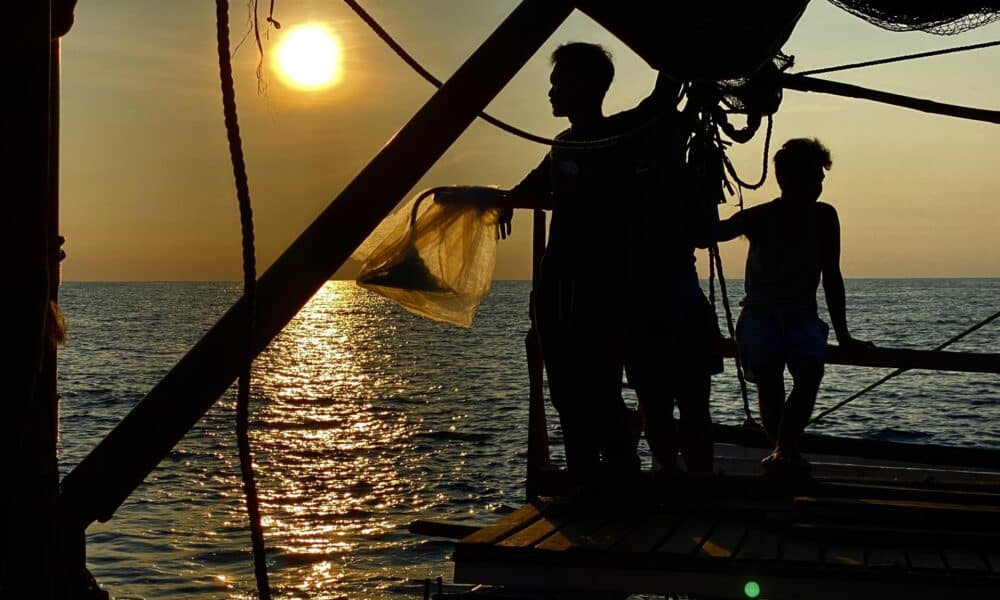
[
  {"xmin": 355, "ymin": 187, "xmax": 504, "ymax": 328},
  {"xmin": 827, "ymin": 1, "xmax": 1000, "ymax": 35}
]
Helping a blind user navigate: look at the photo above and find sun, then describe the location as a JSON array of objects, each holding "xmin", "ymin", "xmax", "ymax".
[{"xmin": 275, "ymin": 24, "xmax": 342, "ymax": 90}]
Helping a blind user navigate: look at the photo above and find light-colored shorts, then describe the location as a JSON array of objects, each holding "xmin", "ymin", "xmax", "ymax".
[{"xmin": 735, "ymin": 305, "xmax": 829, "ymax": 382}]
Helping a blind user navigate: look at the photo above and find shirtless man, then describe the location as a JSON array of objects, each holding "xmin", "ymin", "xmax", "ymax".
[{"xmin": 717, "ymin": 138, "xmax": 872, "ymax": 475}]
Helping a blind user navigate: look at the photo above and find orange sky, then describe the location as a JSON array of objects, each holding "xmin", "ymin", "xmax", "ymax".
[{"xmin": 60, "ymin": 1, "xmax": 1000, "ymax": 281}]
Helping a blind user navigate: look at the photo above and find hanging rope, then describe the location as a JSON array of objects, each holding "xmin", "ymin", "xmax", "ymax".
[
  {"xmin": 722, "ymin": 114, "xmax": 773, "ymax": 191},
  {"xmin": 341, "ymin": 0, "xmax": 671, "ymax": 150},
  {"xmin": 798, "ymin": 39, "xmax": 1000, "ymax": 77},
  {"xmin": 216, "ymin": 1, "xmax": 271, "ymax": 597},
  {"xmin": 810, "ymin": 308, "xmax": 1000, "ymax": 426},
  {"xmin": 709, "ymin": 245, "xmax": 756, "ymax": 427}
]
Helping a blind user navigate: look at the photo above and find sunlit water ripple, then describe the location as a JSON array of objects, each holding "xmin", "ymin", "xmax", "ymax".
[{"xmin": 58, "ymin": 279, "xmax": 999, "ymax": 598}]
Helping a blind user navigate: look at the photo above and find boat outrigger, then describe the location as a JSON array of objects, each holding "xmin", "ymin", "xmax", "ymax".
[{"xmin": 5, "ymin": 1, "xmax": 999, "ymax": 598}]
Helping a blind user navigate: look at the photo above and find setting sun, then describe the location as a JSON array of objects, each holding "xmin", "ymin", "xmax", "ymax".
[{"xmin": 275, "ymin": 24, "xmax": 342, "ymax": 90}]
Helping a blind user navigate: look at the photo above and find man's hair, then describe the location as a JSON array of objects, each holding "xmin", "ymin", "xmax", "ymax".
[
  {"xmin": 551, "ymin": 42, "xmax": 614, "ymax": 94},
  {"xmin": 774, "ymin": 138, "xmax": 832, "ymax": 179}
]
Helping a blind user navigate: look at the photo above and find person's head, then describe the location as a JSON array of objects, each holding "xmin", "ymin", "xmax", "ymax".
[
  {"xmin": 548, "ymin": 43, "xmax": 614, "ymax": 122},
  {"xmin": 774, "ymin": 138, "xmax": 832, "ymax": 204}
]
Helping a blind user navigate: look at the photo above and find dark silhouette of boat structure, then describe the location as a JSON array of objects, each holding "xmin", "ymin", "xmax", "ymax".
[{"xmin": 6, "ymin": 1, "xmax": 1000, "ymax": 598}]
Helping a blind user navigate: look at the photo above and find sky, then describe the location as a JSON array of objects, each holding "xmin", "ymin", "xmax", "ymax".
[{"xmin": 60, "ymin": 1, "xmax": 1000, "ymax": 281}]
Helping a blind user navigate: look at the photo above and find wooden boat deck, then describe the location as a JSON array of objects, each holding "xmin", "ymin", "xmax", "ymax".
[{"xmin": 452, "ymin": 474, "xmax": 1000, "ymax": 599}]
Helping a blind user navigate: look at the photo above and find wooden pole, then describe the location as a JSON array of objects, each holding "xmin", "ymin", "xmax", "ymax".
[
  {"xmin": 1, "ymin": 2, "xmax": 58, "ymax": 597},
  {"xmin": 61, "ymin": 0, "xmax": 575, "ymax": 528},
  {"xmin": 525, "ymin": 209, "xmax": 550, "ymax": 501},
  {"xmin": 779, "ymin": 73, "xmax": 1000, "ymax": 125},
  {"xmin": 717, "ymin": 338, "xmax": 1000, "ymax": 374}
]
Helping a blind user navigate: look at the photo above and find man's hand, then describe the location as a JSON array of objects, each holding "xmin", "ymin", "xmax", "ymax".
[
  {"xmin": 837, "ymin": 335, "xmax": 875, "ymax": 352},
  {"xmin": 498, "ymin": 206, "xmax": 513, "ymax": 240}
]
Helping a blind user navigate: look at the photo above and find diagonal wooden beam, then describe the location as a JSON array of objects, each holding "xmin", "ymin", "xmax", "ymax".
[{"xmin": 61, "ymin": 0, "xmax": 574, "ymax": 527}]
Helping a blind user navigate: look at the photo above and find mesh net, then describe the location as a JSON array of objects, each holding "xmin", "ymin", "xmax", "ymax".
[
  {"xmin": 355, "ymin": 187, "xmax": 503, "ymax": 328},
  {"xmin": 828, "ymin": 1, "xmax": 1000, "ymax": 34}
]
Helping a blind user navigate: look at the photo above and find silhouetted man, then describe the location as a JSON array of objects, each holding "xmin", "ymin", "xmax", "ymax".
[
  {"xmin": 717, "ymin": 138, "xmax": 871, "ymax": 476},
  {"xmin": 503, "ymin": 42, "xmax": 695, "ymax": 487}
]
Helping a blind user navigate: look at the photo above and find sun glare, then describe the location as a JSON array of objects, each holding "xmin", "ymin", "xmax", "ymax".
[{"xmin": 276, "ymin": 24, "xmax": 342, "ymax": 90}]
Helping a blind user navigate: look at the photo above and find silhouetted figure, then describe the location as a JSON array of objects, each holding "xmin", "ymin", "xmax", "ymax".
[
  {"xmin": 503, "ymin": 43, "xmax": 691, "ymax": 487},
  {"xmin": 622, "ymin": 106, "xmax": 721, "ymax": 476},
  {"xmin": 718, "ymin": 138, "xmax": 872, "ymax": 476}
]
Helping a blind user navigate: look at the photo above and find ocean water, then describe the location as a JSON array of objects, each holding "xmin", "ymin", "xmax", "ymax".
[{"xmin": 57, "ymin": 279, "xmax": 1000, "ymax": 599}]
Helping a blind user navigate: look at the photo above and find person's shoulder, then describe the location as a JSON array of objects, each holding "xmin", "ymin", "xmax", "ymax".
[
  {"xmin": 744, "ymin": 199, "xmax": 780, "ymax": 218},
  {"xmin": 815, "ymin": 201, "xmax": 839, "ymax": 220}
]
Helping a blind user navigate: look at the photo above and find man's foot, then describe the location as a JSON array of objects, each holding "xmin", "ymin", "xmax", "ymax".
[{"xmin": 761, "ymin": 447, "xmax": 812, "ymax": 480}]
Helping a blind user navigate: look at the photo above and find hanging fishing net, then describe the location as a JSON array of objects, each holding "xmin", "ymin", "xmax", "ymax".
[
  {"xmin": 827, "ymin": 1, "xmax": 1000, "ymax": 35},
  {"xmin": 355, "ymin": 187, "xmax": 505, "ymax": 328}
]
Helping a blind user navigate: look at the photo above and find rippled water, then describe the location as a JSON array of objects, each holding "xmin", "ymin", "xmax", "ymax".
[{"xmin": 57, "ymin": 279, "xmax": 999, "ymax": 599}]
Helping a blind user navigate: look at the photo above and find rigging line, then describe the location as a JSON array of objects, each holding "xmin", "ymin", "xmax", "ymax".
[
  {"xmin": 779, "ymin": 73, "xmax": 1000, "ymax": 125},
  {"xmin": 216, "ymin": 1, "xmax": 271, "ymax": 598},
  {"xmin": 809, "ymin": 308, "xmax": 1000, "ymax": 426},
  {"xmin": 341, "ymin": 0, "xmax": 666, "ymax": 149},
  {"xmin": 710, "ymin": 244, "xmax": 756, "ymax": 427},
  {"xmin": 798, "ymin": 39, "xmax": 1000, "ymax": 77}
]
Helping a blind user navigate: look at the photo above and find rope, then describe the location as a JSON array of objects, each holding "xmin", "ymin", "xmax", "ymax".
[
  {"xmin": 709, "ymin": 244, "xmax": 756, "ymax": 427},
  {"xmin": 809, "ymin": 308, "xmax": 1000, "ymax": 426},
  {"xmin": 722, "ymin": 114, "xmax": 773, "ymax": 191},
  {"xmin": 341, "ymin": 0, "xmax": 667, "ymax": 150},
  {"xmin": 215, "ymin": 1, "xmax": 271, "ymax": 597},
  {"xmin": 798, "ymin": 39, "xmax": 1000, "ymax": 77}
]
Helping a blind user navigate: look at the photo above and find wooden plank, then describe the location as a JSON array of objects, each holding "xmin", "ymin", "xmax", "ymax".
[
  {"xmin": 790, "ymin": 521, "xmax": 1000, "ymax": 548},
  {"xmin": 906, "ymin": 548, "xmax": 947, "ymax": 572},
  {"xmin": 656, "ymin": 516, "xmax": 715, "ymax": 556},
  {"xmin": 497, "ymin": 509, "xmax": 570, "ymax": 548},
  {"xmin": 408, "ymin": 519, "xmax": 481, "ymax": 539},
  {"xmin": 574, "ymin": 518, "xmax": 644, "ymax": 551},
  {"xmin": 735, "ymin": 524, "xmax": 781, "ymax": 561},
  {"xmin": 698, "ymin": 521, "xmax": 746, "ymax": 559},
  {"xmin": 461, "ymin": 503, "xmax": 544, "ymax": 545},
  {"xmin": 612, "ymin": 513, "xmax": 681, "ymax": 553},
  {"xmin": 865, "ymin": 546, "xmax": 908, "ymax": 570},
  {"xmin": 782, "ymin": 538, "xmax": 822, "ymax": 565},
  {"xmin": 943, "ymin": 549, "xmax": 989, "ymax": 574},
  {"xmin": 794, "ymin": 496, "xmax": 1000, "ymax": 529},
  {"xmin": 823, "ymin": 543, "xmax": 865, "ymax": 567},
  {"xmin": 534, "ymin": 518, "xmax": 607, "ymax": 552}
]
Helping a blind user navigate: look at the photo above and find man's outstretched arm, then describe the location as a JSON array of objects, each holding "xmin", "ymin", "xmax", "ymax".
[
  {"xmin": 716, "ymin": 211, "xmax": 746, "ymax": 242},
  {"xmin": 498, "ymin": 155, "xmax": 554, "ymax": 239},
  {"xmin": 820, "ymin": 204, "xmax": 872, "ymax": 349}
]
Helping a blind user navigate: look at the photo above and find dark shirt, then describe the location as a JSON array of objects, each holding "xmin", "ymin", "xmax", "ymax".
[{"xmin": 511, "ymin": 87, "xmax": 693, "ymax": 287}]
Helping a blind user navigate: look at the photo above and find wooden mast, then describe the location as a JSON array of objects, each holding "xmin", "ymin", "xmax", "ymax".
[
  {"xmin": 61, "ymin": 0, "xmax": 576, "ymax": 529},
  {"xmin": 1, "ymin": 1, "xmax": 74, "ymax": 597}
]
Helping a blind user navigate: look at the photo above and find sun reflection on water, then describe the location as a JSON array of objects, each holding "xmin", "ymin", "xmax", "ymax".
[{"xmin": 249, "ymin": 282, "xmax": 424, "ymax": 595}]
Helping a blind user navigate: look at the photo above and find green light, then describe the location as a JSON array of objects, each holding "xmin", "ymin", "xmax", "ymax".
[{"xmin": 744, "ymin": 580, "xmax": 761, "ymax": 599}]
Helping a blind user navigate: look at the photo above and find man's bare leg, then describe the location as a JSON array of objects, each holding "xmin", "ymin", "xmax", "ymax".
[
  {"xmin": 752, "ymin": 363, "xmax": 786, "ymax": 446},
  {"xmin": 780, "ymin": 359, "xmax": 824, "ymax": 457}
]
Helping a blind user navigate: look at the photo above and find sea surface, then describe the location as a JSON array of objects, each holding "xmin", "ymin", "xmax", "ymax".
[{"xmin": 57, "ymin": 279, "xmax": 999, "ymax": 599}]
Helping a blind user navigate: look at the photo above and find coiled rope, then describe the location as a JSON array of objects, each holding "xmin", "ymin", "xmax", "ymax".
[{"xmin": 216, "ymin": 0, "xmax": 271, "ymax": 597}]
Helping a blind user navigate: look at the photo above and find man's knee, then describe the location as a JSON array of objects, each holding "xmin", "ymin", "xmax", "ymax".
[{"xmin": 788, "ymin": 359, "xmax": 824, "ymax": 387}]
